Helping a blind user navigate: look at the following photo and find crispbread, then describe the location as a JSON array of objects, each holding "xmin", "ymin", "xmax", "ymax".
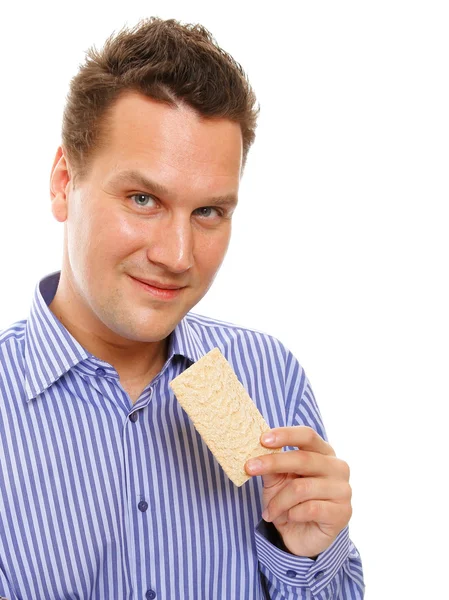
[{"xmin": 169, "ymin": 347, "xmax": 280, "ymax": 486}]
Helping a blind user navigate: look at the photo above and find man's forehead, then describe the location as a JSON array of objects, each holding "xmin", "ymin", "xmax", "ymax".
[
  {"xmin": 98, "ymin": 94, "xmax": 243, "ymax": 181},
  {"xmin": 107, "ymin": 92, "xmax": 241, "ymax": 138}
]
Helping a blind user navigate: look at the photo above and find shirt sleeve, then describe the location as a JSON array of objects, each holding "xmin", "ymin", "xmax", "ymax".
[{"xmin": 254, "ymin": 345, "xmax": 365, "ymax": 599}]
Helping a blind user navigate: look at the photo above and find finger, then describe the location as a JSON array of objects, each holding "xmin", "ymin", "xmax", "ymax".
[
  {"xmin": 246, "ymin": 449, "xmax": 343, "ymax": 479},
  {"xmin": 285, "ymin": 499, "xmax": 352, "ymax": 530},
  {"xmin": 263, "ymin": 477, "xmax": 352, "ymax": 523},
  {"xmin": 260, "ymin": 426, "xmax": 336, "ymax": 456}
]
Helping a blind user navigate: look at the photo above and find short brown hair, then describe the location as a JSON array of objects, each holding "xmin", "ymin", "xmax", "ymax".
[{"xmin": 62, "ymin": 17, "xmax": 259, "ymax": 181}]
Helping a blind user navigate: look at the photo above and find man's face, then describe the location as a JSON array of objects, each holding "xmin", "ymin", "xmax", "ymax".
[{"xmin": 52, "ymin": 92, "xmax": 242, "ymax": 345}]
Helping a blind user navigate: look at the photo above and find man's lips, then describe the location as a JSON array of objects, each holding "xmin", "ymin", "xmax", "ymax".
[
  {"xmin": 129, "ymin": 275, "xmax": 186, "ymax": 300},
  {"xmin": 131, "ymin": 276, "xmax": 185, "ymax": 290}
]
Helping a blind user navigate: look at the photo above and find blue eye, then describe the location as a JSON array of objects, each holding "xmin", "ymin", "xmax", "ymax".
[
  {"xmin": 130, "ymin": 193, "xmax": 154, "ymax": 207},
  {"xmin": 195, "ymin": 207, "xmax": 222, "ymax": 218}
]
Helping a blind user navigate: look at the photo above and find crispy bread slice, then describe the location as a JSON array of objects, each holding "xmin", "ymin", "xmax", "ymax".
[{"xmin": 169, "ymin": 347, "xmax": 280, "ymax": 486}]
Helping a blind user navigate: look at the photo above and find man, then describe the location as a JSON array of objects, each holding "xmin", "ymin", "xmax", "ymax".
[{"xmin": 0, "ymin": 18, "xmax": 364, "ymax": 599}]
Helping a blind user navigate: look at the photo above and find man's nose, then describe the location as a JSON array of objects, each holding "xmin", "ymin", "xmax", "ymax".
[{"xmin": 146, "ymin": 216, "xmax": 194, "ymax": 273}]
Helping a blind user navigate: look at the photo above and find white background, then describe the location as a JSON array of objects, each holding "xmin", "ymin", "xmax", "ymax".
[{"xmin": 1, "ymin": 1, "xmax": 448, "ymax": 598}]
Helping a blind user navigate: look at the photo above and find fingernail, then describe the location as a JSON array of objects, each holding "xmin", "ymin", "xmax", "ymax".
[
  {"xmin": 262, "ymin": 432, "xmax": 275, "ymax": 445},
  {"xmin": 262, "ymin": 509, "xmax": 271, "ymax": 522},
  {"xmin": 246, "ymin": 458, "xmax": 263, "ymax": 473}
]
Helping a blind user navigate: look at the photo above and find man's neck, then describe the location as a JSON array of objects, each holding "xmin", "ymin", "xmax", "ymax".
[{"xmin": 49, "ymin": 289, "xmax": 169, "ymax": 385}]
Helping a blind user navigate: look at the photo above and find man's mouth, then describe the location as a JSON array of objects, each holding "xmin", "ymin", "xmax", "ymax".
[{"xmin": 129, "ymin": 275, "xmax": 185, "ymax": 300}]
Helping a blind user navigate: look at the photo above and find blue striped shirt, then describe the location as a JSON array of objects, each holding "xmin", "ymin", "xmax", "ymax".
[{"xmin": 0, "ymin": 271, "xmax": 364, "ymax": 599}]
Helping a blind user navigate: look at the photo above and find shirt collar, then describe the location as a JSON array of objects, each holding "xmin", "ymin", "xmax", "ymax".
[{"xmin": 24, "ymin": 271, "xmax": 206, "ymax": 401}]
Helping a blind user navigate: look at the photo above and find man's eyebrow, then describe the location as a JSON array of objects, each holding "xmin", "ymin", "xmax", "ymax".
[{"xmin": 107, "ymin": 169, "xmax": 238, "ymax": 207}]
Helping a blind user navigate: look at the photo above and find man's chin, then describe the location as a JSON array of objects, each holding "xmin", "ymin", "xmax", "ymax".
[{"xmin": 115, "ymin": 316, "xmax": 181, "ymax": 343}]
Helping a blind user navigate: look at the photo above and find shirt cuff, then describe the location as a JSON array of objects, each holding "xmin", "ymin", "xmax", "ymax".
[{"xmin": 255, "ymin": 521, "xmax": 350, "ymax": 596}]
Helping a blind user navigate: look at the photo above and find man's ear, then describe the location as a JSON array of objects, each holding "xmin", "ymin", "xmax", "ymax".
[{"xmin": 50, "ymin": 146, "xmax": 71, "ymax": 223}]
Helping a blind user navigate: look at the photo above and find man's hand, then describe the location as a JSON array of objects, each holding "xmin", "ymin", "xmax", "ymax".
[{"xmin": 245, "ymin": 426, "xmax": 352, "ymax": 558}]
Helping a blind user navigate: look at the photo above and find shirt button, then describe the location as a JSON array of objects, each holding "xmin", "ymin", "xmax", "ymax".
[
  {"xmin": 314, "ymin": 570, "xmax": 326, "ymax": 580},
  {"xmin": 146, "ymin": 590, "xmax": 156, "ymax": 599},
  {"xmin": 130, "ymin": 412, "xmax": 139, "ymax": 422},
  {"xmin": 138, "ymin": 500, "xmax": 149, "ymax": 512},
  {"xmin": 95, "ymin": 367, "xmax": 106, "ymax": 377},
  {"xmin": 286, "ymin": 569, "xmax": 297, "ymax": 578}
]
